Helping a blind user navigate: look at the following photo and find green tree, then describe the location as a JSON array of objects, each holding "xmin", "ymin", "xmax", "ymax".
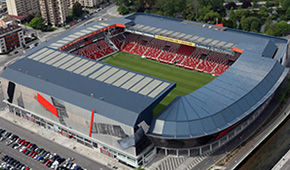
[
  {"xmin": 265, "ymin": 21, "xmax": 290, "ymax": 36},
  {"xmin": 235, "ymin": 9, "xmax": 248, "ymax": 21},
  {"xmin": 286, "ymin": 7, "xmax": 290, "ymax": 20},
  {"xmin": 183, "ymin": 0, "xmax": 200, "ymax": 21},
  {"xmin": 264, "ymin": 16, "xmax": 273, "ymax": 32},
  {"xmin": 198, "ymin": 0, "xmax": 226, "ymax": 16},
  {"xmin": 281, "ymin": 0, "xmax": 290, "ymax": 11},
  {"xmin": 118, "ymin": 5, "xmax": 130, "ymax": 15},
  {"xmin": 257, "ymin": 6, "xmax": 269, "ymax": 21},
  {"xmin": 155, "ymin": 0, "xmax": 186, "ymax": 17},
  {"xmin": 266, "ymin": 0, "xmax": 271, "ymax": 8},
  {"xmin": 203, "ymin": 10, "xmax": 222, "ymax": 24},
  {"xmin": 29, "ymin": 17, "xmax": 45, "ymax": 30},
  {"xmin": 198, "ymin": 6, "xmax": 211, "ymax": 21},
  {"xmin": 229, "ymin": 7, "xmax": 237, "ymax": 28},
  {"xmin": 240, "ymin": 16, "xmax": 261, "ymax": 32},
  {"xmin": 72, "ymin": 2, "xmax": 83, "ymax": 18},
  {"xmin": 253, "ymin": 0, "xmax": 258, "ymax": 7}
]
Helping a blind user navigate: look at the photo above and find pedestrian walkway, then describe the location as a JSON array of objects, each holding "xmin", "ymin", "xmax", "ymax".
[
  {"xmin": 146, "ymin": 152, "xmax": 211, "ymax": 170},
  {"xmin": 0, "ymin": 109, "xmax": 133, "ymax": 170},
  {"xmin": 147, "ymin": 155, "xmax": 186, "ymax": 170},
  {"xmin": 179, "ymin": 152, "xmax": 211, "ymax": 170}
]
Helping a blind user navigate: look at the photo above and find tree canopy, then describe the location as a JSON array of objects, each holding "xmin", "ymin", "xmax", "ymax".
[
  {"xmin": 29, "ymin": 17, "xmax": 45, "ymax": 30},
  {"xmin": 72, "ymin": 2, "xmax": 83, "ymax": 17},
  {"xmin": 115, "ymin": 0, "xmax": 290, "ymax": 36}
]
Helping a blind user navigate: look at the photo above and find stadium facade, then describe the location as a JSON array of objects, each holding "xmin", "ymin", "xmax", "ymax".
[{"xmin": 0, "ymin": 13, "xmax": 288, "ymax": 167}]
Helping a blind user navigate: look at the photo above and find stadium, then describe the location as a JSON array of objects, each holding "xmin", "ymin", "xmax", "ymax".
[{"xmin": 0, "ymin": 13, "xmax": 289, "ymax": 167}]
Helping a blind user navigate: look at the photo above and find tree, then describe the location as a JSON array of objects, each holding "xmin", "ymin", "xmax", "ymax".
[
  {"xmin": 264, "ymin": 16, "xmax": 273, "ymax": 32},
  {"xmin": 225, "ymin": 2, "xmax": 236, "ymax": 10},
  {"xmin": 253, "ymin": 0, "xmax": 258, "ymax": 7},
  {"xmin": 286, "ymin": 7, "xmax": 290, "ymax": 20},
  {"xmin": 242, "ymin": 0, "xmax": 252, "ymax": 9},
  {"xmin": 72, "ymin": 2, "xmax": 83, "ymax": 18},
  {"xmin": 257, "ymin": 6, "xmax": 269, "ymax": 21},
  {"xmin": 203, "ymin": 10, "xmax": 222, "ymax": 24},
  {"xmin": 183, "ymin": 0, "xmax": 200, "ymax": 21},
  {"xmin": 266, "ymin": 0, "xmax": 271, "ymax": 8},
  {"xmin": 155, "ymin": 0, "xmax": 186, "ymax": 17},
  {"xmin": 118, "ymin": 5, "xmax": 130, "ymax": 15},
  {"xmin": 235, "ymin": 9, "xmax": 248, "ymax": 21},
  {"xmin": 265, "ymin": 21, "xmax": 290, "ymax": 36},
  {"xmin": 198, "ymin": 0, "xmax": 226, "ymax": 17},
  {"xmin": 29, "ymin": 17, "xmax": 45, "ymax": 30},
  {"xmin": 240, "ymin": 16, "xmax": 261, "ymax": 32},
  {"xmin": 282, "ymin": 0, "xmax": 290, "ymax": 11},
  {"xmin": 198, "ymin": 6, "xmax": 211, "ymax": 22},
  {"xmin": 229, "ymin": 7, "xmax": 237, "ymax": 29}
]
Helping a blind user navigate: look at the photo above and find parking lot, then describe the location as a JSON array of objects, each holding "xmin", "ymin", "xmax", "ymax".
[
  {"xmin": 0, "ymin": 128, "xmax": 86, "ymax": 170},
  {"xmin": 0, "ymin": 117, "xmax": 109, "ymax": 170}
]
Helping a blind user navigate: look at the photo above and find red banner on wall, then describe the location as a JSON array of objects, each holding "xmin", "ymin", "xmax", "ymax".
[{"xmin": 37, "ymin": 93, "xmax": 58, "ymax": 117}]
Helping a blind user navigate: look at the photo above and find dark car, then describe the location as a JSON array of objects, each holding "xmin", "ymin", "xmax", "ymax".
[
  {"xmin": 58, "ymin": 158, "xmax": 65, "ymax": 164},
  {"xmin": 47, "ymin": 161, "xmax": 52, "ymax": 167},
  {"xmin": 24, "ymin": 150, "xmax": 31, "ymax": 155},
  {"xmin": 42, "ymin": 158, "xmax": 49, "ymax": 164}
]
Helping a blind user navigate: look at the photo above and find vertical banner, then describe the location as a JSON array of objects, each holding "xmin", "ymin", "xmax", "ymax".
[{"xmin": 89, "ymin": 109, "xmax": 94, "ymax": 137}]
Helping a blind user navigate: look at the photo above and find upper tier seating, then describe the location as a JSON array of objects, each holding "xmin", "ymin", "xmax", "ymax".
[
  {"xmin": 176, "ymin": 45, "xmax": 195, "ymax": 56},
  {"xmin": 157, "ymin": 42, "xmax": 180, "ymax": 64},
  {"xmin": 122, "ymin": 34, "xmax": 140, "ymax": 52},
  {"xmin": 94, "ymin": 33, "xmax": 236, "ymax": 75},
  {"xmin": 72, "ymin": 40, "xmax": 114, "ymax": 60},
  {"xmin": 110, "ymin": 34, "xmax": 125, "ymax": 49},
  {"xmin": 143, "ymin": 39, "xmax": 165, "ymax": 60},
  {"xmin": 130, "ymin": 36, "xmax": 152, "ymax": 56}
]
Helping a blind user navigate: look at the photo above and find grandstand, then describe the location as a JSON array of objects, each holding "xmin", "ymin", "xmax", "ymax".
[
  {"xmin": 0, "ymin": 13, "xmax": 288, "ymax": 168},
  {"xmin": 60, "ymin": 23, "xmax": 237, "ymax": 76}
]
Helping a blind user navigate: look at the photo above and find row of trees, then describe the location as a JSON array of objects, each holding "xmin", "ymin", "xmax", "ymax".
[{"xmin": 115, "ymin": 0, "xmax": 290, "ymax": 36}]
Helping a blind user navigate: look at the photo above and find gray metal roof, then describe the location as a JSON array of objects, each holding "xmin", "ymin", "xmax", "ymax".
[
  {"xmin": 2, "ymin": 47, "xmax": 175, "ymax": 126},
  {"xmin": 119, "ymin": 13, "xmax": 289, "ymax": 138},
  {"xmin": 2, "ymin": 13, "xmax": 289, "ymax": 136},
  {"xmin": 148, "ymin": 51, "xmax": 288, "ymax": 138}
]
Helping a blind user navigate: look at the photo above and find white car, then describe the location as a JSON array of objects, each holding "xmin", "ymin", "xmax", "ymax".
[
  {"xmin": 50, "ymin": 161, "xmax": 59, "ymax": 169},
  {"xmin": 19, "ymin": 146, "xmax": 26, "ymax": 152},
  {"xmin": 70, "ymin": 163, "xmax": 77, "ymax": 169}
]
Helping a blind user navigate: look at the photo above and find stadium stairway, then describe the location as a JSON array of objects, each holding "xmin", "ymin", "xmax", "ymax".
[
  {"xmin": 176, "ymin": 152, "xmax": 211, "ymax": 170},
  {"xmin": 146, "ymin": 152, "xmax": 211, "ymax": 170},
  {"xmin": 106, "ymin": 35, "xmax": 119, "ymax": 52},
  {"xmin": 147, "ymin": 155, "xmax": 186, "ymax": 170}
]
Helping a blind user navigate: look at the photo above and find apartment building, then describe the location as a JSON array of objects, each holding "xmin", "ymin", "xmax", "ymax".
[
  {"xmin": 68, "ymin": 0, "xmax": 100, "ymax": 8},
  {"xmin": 0, "ymin": 25, "xmax": 25, "ymax": 53},
  {"xmin": 6, "ymin": 0, "xmax": 40, "ymax": 16},
  {"xmin": 39, "ymin": 0, "xmax": 69, "ymax": 26}
]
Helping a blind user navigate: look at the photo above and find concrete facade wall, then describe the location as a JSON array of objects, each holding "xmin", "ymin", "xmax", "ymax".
[{"xmin": 0, "ymin": 78, "xmax": 138, "ymax": 158}]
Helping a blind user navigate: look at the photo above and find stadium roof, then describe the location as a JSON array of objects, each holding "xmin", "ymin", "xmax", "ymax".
[
  {"xmin": 125, "ymin": 13, "xmax": 289, "ymax": 139},
  {"xmin": 1, "ymin": 13, "xmax": 288, "ymax": 137},
  {"xmin": 2, "ymin": 46, "xmax": 175, "ymax": 126},
  {"xmin": 148, "ymin": 52, "xmax": 288, "ymax": 138}
]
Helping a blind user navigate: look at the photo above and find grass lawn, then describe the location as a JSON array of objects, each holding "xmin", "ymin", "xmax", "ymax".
[{"xmin": 101, "ymin": 52, "xmax": 216, "ymax": 116}]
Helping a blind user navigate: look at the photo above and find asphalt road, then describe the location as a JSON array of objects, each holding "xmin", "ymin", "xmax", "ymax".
[{"xmin": 0, "ymin": 118, "xmax": 109, "ymax": 170}]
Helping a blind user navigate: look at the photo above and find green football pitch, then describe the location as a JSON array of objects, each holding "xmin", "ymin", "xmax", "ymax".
[{"xmin": 101, "ymin": 51, "xmax": 216, "ymax": 116}]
